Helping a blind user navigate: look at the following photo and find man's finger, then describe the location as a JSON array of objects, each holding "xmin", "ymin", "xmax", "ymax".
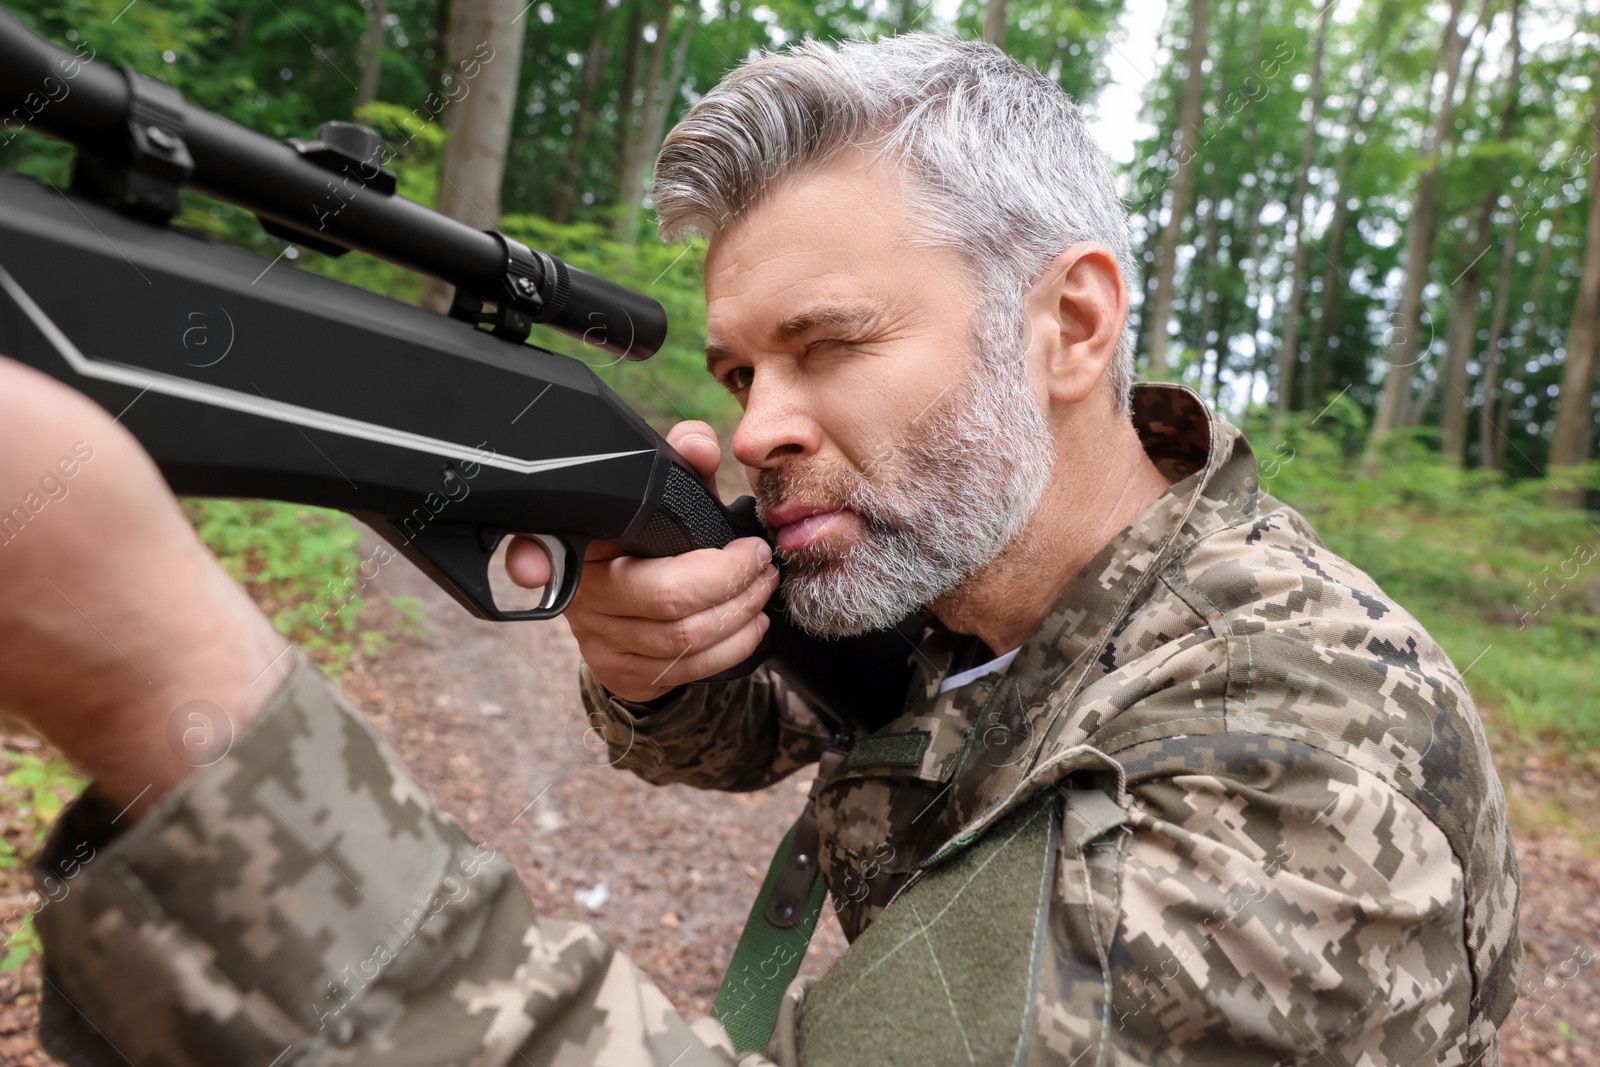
[
  {"xmin": 578, "ymin": 563, "xmax": 778, "ymax": 659},
  {"xmin": 666, "ymin": 420, "xmax": 723, "ymax": 491},
  {"xmin": 504, "ymin": 536, "xmax": 552, "ymax": 589},
  {"xmin": 654, "ymin": 611, "xmax": 771, "ymax": 688},
  {"xmin": 581, "ymin": 537, "xmax": 772, "ymax": 620},
  {"xmin": 506, "ymin": 537, "xmax": 625, "ymax": 591}
]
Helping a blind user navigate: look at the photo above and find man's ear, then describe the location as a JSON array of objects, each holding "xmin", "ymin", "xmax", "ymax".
[{"xmin": 1027, "ymin": 243, "xmax": 1128, "ymax": 407}]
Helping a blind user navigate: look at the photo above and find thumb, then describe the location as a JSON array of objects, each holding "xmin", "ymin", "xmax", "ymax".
[{"xmin": 666, "ymin": 421, "xmax": 723, "ymax": 494}]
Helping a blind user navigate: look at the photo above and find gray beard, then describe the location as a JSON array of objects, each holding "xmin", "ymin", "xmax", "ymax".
[{"xmin": 757, "ymin": 315, "xmax": 1055, "ymax": 637}]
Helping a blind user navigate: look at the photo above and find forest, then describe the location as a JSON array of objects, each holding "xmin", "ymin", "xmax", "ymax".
[
  {"xmin": 6, "ymin": 0, "xmax": 1600, "ymax": 484},
  {"xmin": 1, "ymin": 0, "xmax": 1597, "ymax": 739},
  {"xmin": 2, "ymin": 4, "xmax": 1600, "ymax": 1055}
]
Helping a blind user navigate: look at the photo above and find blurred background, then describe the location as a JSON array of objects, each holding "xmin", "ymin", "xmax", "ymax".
[{"xmin": 1, "ymin": 0, "xmax": 1598, "ymax": 1062}]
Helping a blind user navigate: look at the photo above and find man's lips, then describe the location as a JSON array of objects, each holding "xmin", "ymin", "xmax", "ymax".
[{"xmin": 764, "ymin": 503, "xmax": 853, "ymax": 553}]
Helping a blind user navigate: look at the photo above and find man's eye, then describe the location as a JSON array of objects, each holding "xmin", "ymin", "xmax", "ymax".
[{"xmin": 725, "ymin": 366, "xmax": 754, "ymax": 392}]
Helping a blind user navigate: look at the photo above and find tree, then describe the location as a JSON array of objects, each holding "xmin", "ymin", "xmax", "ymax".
[
  {"xmin": 1368, "ymin": 0, "xmax": 1469, "ymax": 439},
  {"xmin": 1440, "ymin": 0, "xmax": 1521, "ymax": 463},
  {"xmin": 613, "ymin": 0, "xmax": 674, "ymax": 243},
  {"xmin": 1271, "ymin": 0, "xmax": 1329, "ymax": 413},
  {"xmin": 984, "ymin": 0, "xmax": 1007, "ymax": 48},
  {"xmin": 1548, "ymin": 86, "xmax": 1600, "ymax": 493},
  {"xmin": 896, "ymin": 0, "xmax": 923, "ymax": 33},
  {"xmin": 607, "ymin": 0, "xmax": 649, "ymax": 229},
  {"xmin": 357, "ymin": 0, "xmax": 390, "ymax": 109},
  {"xmin": 1494, "ymin": 201, "xmax": 1561, "ymax": 470},
  {"xmin": 419, "ymin": 0, "xmax": 530, "ymax": 313},
  {"xmin": 1302, "ymin": 56, "xmax": 1388, "ymax": 409},
  {"xmin": 1145, "ymin": 0, "xmax": 1210, "ymax": 380},
  {"xmin": 549, "ymin": 2, "xmax": 615, "ymax": 224}
]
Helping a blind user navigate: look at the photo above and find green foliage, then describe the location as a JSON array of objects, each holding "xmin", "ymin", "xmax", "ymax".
[
  {"xmin": 1249, "ymin": 412, "xmax": 1600, "ymax": 748},
  {"xmin": 182, "ymin": 499, "xmax": 387, "ymax": 676},
  {"xmin": 0, "ymin": 752, "xmax": 86, "ymax": 856},
  {"xmin": 2, "ymin": 914, "xmax": 40, "ymax": 974},
  {"xmin": 0, "ymin": 747, "xmax": 86, "ymax": 971}
]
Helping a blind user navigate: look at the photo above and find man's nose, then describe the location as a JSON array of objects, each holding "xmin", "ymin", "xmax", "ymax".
[{"xmin": 730, "ymin": 375, "xmax": 822, "ymax": 469}]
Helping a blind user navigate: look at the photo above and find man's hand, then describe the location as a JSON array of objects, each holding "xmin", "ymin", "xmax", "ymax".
[{"xmin": 504, "ymin": 422, "xmax": 778, "ymax": 703}]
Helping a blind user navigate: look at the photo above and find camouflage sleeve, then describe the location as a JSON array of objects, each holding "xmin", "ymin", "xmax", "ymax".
[
  {"xmin": 30, "ymin": 650, "xmax": 738, "ymax": 1067},
  {"xmin": 1035, "ymin": 739, "xmax": 1481, "ymax": 1066},
  {"xmin": 578, "ymin": 664, "xmax": 834, "ymax": 791}
]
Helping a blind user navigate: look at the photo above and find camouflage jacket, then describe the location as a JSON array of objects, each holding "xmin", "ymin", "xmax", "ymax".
[
  {"xmin": 579, "ymin": 383, "xmax": 1523, "ymax": 1065},
  {"xmin": 33, "ymin": 650, "xmax": 741, "ymax": 1067},
  {"xmin": 31, "ymin": 384, "xmax": 1519, "ymax": 1067}
]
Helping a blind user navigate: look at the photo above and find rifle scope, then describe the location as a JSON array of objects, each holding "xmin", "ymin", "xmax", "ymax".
[{"xmin": 0, "ymin": 8, "xmax": 667, "ymax": 360}]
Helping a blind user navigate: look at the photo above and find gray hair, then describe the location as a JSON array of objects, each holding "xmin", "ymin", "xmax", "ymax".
[{"xmin": 653, "ymin": 33, "xmax": 1138, "ymax": 412}]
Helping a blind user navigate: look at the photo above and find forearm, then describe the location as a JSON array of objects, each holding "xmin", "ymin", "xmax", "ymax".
[{"xmin": 0, "ymin": 357, "xmax": 291, "ymax": 819}]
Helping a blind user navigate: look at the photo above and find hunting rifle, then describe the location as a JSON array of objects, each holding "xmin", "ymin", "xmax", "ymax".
[{"xmin": 0, "ymin": 8, "xmax": 919, "ymax": 732}]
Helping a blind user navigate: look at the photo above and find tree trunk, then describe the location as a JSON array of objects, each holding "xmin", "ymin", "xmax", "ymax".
[
  {"xmin": 1437, "ymin": 283, "xmax": 1479, "ymax": 455},
  {"xmin": 429, "ymin": 0, "xmax": 451, "ymax": 102},
  {"xmin": 1300, "ymin": 0, "xmax": 1396, "ymax": 411},
  {"xmin": 637, "ymin": 8, "xmax": 692, "ymax": 212},
  {"xmin": 608, "ymin": 0, "xmax": 648, "ymax": 212},
  {"xmin": 1211, "ymin": 289, "xmax": 1233, "ymax": 408},
  {"xmin": 357, "ymin": 0, "xmax": 389, "ymax": 109},
  {"xmin": 1272, "ymin": 3, "xmax": 1329, "ymax": 414},
  {"xmin": 1146, "ymin": 0, "xmax": 1210, "ymax": 380},
  {"xmin": 896, "ymin": 0, "xmax": 921, "ymax": 33},
  {"xmin": 233, "ymin": 4, "xmax": 252, "ymax": 51},
  {"xmin": 419, "ymin": 0, "xmax": 529, "ymax": 313},
  {"xmin": 1303, "ymin": 196, "xmax": 1352, "ymax": 408},
  {"xmin": 1478, "ymin": 216, "xmax": 1520, "ymax": 468},
  {"xmin": 1496, "ymin": 202, "xmax": 1559, "ymax": 469},
  {"xmin": 1443, "ymin": 0, "xmax": 1521, "ymax": 462},
  {"xmin": 1243, "ymin": 188, "xmax": 1269, "ymax": 403},
  {"xmin": 1397, "ymin": 4, "xmax": 1494, "ymax": 435},
  {"xmin": 1549, "ymin": 90, "xmax": 1600, "ymax": 494},
  {"xmin": 984, "ymin": 0, "xmax": 1008, "ymax": 48},
  {"xmin": 1197, "ymin": 189, "xmax": 1221, "ymax": 397},
  {"xmin": 549, "ymin": 2, "xmax": 613, "ymax": 224},
  {"xmin": 613, "ymin": 0, "xmax": 674, "ymax": 243},
  {"xmin": 1136, "ymin": 198, "xmax": 1162, "ymax": 358},
  {"xmin": 1369, "ymin": 0, "xmax": 1468, "ymax": 438},
  {"xmin": 1304, "ymin": 79, "xmax": 1386, "ymax": 408},
  {"xmin": 1194, "ymin": 0, "xmax": 1235, "ymax": 408},
  {"xmin": 1226, "ymin": 8, "xmax": 1266, "ymax": 406}
]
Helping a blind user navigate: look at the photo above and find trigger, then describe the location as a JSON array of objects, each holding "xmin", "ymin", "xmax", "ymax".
[{"xmin": 528, "ymin": 534, "xmax": 569, "ymax": 612}]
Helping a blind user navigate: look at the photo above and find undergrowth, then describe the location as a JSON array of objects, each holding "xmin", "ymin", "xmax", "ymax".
[{"xmin": 182, "ymin": 499, "xmax": 423, "ymax": 678}]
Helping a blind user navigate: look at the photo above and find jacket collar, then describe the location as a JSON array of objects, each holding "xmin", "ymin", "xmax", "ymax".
[{"xmin": 931, "ymin": 383, "xmax": 1260, "ymax": 835}]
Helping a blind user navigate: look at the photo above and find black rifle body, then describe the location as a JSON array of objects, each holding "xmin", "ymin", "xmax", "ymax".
[{"xmin": 0, "ymin": 10, "xmax": 919, "ymax": 732}]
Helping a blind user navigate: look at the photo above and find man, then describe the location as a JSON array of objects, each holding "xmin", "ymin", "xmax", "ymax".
[{"xmin": 7, "ymin": 33, "xmax": 1516, "ymax": 1067}]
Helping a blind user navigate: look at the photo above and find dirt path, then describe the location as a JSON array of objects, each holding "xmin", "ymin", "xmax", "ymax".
[
  {"xmin": 2, "ymin": 527, "xmax": 1596, "ymax": 1063},
  {"xmin": 333, "ymin": 525, "xmax": 850, "ymax": 1017}
]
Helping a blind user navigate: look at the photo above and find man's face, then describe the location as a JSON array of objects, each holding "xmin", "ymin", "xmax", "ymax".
[{"xmin": 703, "ymin": 153, "xmax": 1054, "ymax": 636}]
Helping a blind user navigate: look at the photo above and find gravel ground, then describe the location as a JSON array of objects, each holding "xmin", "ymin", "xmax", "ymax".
[{"xmin": 1, "ymin": 526, "xmax": 1595, "ymax": 1064}]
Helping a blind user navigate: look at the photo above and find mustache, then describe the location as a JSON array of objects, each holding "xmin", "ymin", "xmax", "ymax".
[{"xmin": 755, "ymin": 462, "xmax": 890, "ymax": 531}]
